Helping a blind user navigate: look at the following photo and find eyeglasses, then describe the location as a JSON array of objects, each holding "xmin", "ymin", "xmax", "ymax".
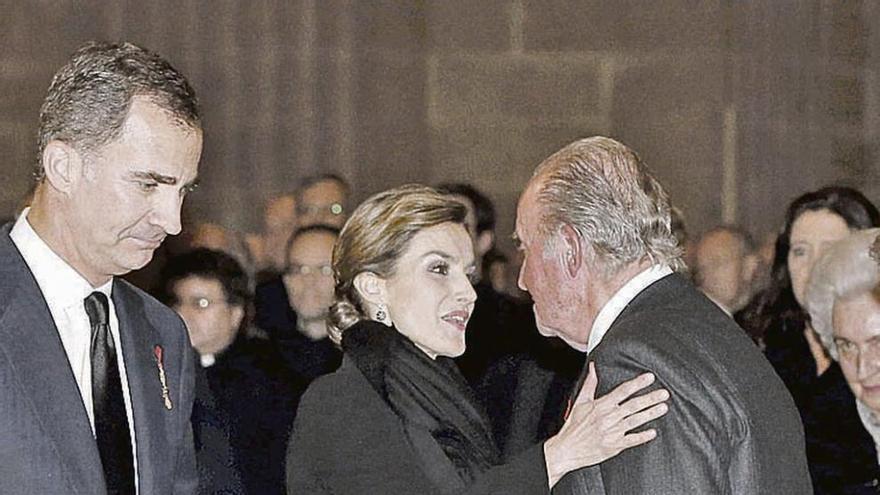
[
  {"xmin": 288, "ymin": 263, "xmax": 334, "ymax": 277},
  {"xmin": 176, "ymin": 296, "xmax": 228, "ymax": 311},
  {"xmin": 297, "ymin": 203, "xmax": 344, "ymax": 217}
]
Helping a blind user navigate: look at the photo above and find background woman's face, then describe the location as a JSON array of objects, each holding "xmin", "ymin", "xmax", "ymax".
[
  {"xmin": 788, "ymin": 209, "xmax": 850, "ymax": 308},
  {"xmin": 382, "ymin": 222, "xmax": 477, "ymax": 359}
]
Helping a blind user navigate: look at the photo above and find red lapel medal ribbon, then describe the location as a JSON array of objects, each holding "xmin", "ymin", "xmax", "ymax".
[{"xmin": 153, "ymin": 345, "xmax": 173, "ymax": 410}]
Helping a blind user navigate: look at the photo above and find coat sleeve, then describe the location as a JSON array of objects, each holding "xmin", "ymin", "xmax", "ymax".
[
  {"xmin": 172, "ymin": 323, "xmax": 199, "ymax": 495},
  {"xmin": 464, "ymin": 443, "xmax": 550, "ymax": 495}
]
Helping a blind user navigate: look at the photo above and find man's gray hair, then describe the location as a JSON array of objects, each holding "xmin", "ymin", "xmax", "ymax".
[
  {"xmin": 805, "ymin": 228, "xmax": 880, "ymax": 360},
  {"xmin": 533, "ymin": 136, "xmax": 684, "ymax": 275},
  {"xmin": 36, "ymin": 41, "xmax": 201, "ymax": 181}
]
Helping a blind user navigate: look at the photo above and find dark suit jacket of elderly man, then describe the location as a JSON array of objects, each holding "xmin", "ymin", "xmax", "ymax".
[
  {"xmin": 0, "ymin": 226, "xmax": 198, "ymax": 494},
  {"xmin": 553, "ymin": 273, "xmax": 812, "ymax": 494}
]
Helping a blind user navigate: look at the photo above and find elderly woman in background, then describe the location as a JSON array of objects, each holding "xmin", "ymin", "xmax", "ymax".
[
  {"xmin": 805, "ymin": 228, "xmax": 880, "ymax": 491},
  {"xmin": 737, "ymin": 186, "xmax": 880, "ymax": 493},
  {"xmin": 285, "ymin": 185, "xmax": 669, "ymax": 494}
]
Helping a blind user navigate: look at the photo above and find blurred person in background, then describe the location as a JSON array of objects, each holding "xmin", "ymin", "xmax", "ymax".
[
  {"xmin": 693, "ymin": 225, "xmax": 758, "ymax": 316},
  {"xmin": 278, "ymin": 225, "xmax": 343, "ymax": 381},
  {"xmin": 804, "ymin": 228, "xmax": 880, "ymax": 493},
  {"xmin": 247, "ymin": 193, "xmax": 298, "ymax": 282},
  {"xmin": 162, "ymin": 248, "xmax": 297, "ymax": 495},
  {"xmin": 161, "ymin": 248, "xmax": 247, "ymax": 494},
  {"xmin": 254, "ymin": 225, "xmax": 343, "ymax": 384},
  {"xmin": 189, "ymin": 221, "xmax": 256, "ymax": 280},
  {"xmin": 738, "ymin": 186, "xmax": 880, "ymax": 493},
  {"xmin": 296, "ymin": 173, "xmax": 349, "ymax": 228}
]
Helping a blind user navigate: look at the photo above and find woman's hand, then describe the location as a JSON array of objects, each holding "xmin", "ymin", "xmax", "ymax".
[{"xmin": 543, "ymin": 362, "xmax": 669, "ymax": 488}]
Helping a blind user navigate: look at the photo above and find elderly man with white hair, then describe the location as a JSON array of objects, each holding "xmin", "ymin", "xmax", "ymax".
[{"xmin": 806, "ymin": 228, "xmax": 880, "ymax": 477}]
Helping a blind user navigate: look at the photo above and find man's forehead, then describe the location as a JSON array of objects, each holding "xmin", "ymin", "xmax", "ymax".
[{"xmin": 834, "ymin": 292, "xmax": 880, "ymax": 340}]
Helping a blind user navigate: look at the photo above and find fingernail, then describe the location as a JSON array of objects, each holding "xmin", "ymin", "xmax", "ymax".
[
  {"xmin": 643, "ymin": 373, "xmax": 655, "ymax": 383},
  {"xmin": 658, "ymin": 403, "xmax": 668, "ymax": 413},
  {"xmin": 660, "ymin": 390, "xmax": 670, "ymax": 400}
]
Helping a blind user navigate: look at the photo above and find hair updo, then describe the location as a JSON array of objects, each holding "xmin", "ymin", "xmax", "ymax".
[{"xmin": 327, "ymin": 184, "xmax": 467, "ymax": 344}]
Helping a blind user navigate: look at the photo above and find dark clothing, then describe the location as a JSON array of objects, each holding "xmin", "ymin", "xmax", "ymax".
[
  {"xmin": 555, "ymin": 273, "xmax": 812, "ymax": 494},
  {"xmin": 206, "ymin": 333, "xmax": 301, "ymax": 495},
  {"xmin": 286, "ymin": 321, "xmax": 551, "ymax": 495},
  {"xmin": 344, "ymin": 322, "xmax": 500, "ymax": 489},
  {"xmin": 455, "ymin": 282, "xmax": 533, "ymax": 387},
  {"xmin": 457, "ymin": 282, "xmax": 584, "ymax": 458},
  {"xmin": 0, "ymin": 226, "xmax": 198, "ymax": 494},
  {"xmin": 253, "ymin": 276, "xmax": 342, "ymax": 382},
  {"xmin": 192, "ymin": 362, "xmax": 245, "ymax": 495},
  {"xmin": 765, "ymin": 320, "xmax": 880, "ymax": 494},
  {"xmin": 254, "ymin": 277, "xmax": 294, "ymax": 340},
  {"xmin": 476, "ymin": 342, "xmax": 583, "ymax": 459}
]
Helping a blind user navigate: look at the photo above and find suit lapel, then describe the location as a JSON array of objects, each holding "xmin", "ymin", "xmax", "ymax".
[
  {"xmin": 113, "ymin": 281, "xmax": 170, "ymax": 495},
  {"xmin": 0, "ymin": 230, "xmax": 105, "ymax": 493}
]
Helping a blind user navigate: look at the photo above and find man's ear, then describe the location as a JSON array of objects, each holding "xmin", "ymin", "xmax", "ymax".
[
  {"xmin": 743, "ymin": 253, "xmax": 759, "ymax": 285},
  {"xmin": 560, "ymin": 224, "xmax": 583, "ymax": 278},
  {"xmin": 476, "ymin": 231, "xmax": 494, "ymax": 258},
  {"xmin": 41, "ymin": 140, "xmax": 82, "ymax": 194},
  {"xmin": 230, "ymin": 305, "xmax": 245, "ymax": 330},
  {"xmin": 353, "ymin": 271, "xmax": 387, "ymax": 307}
]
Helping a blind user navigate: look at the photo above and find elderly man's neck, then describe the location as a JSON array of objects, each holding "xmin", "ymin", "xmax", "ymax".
[{"xmin": 587, "ymin": 259, "xmax": 655, "ymax": 315}]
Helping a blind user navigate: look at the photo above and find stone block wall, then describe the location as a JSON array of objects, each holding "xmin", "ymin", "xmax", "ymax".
[{"xmin": 1, "ymin": 0, "xmax": 877, "ymax": 262}]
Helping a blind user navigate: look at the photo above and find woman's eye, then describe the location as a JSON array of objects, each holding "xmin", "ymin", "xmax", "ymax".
[
  {"xmin": 790, "ymin": 246, "xmax": 806, "ymax": 257},
  {"xmin": 429, "ymin": 263, "xmax": 449, "ymax": 275}
]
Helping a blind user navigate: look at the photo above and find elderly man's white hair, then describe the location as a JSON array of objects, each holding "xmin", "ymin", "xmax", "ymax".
[{"xmin": 805, "ymin": 228, "xmax": 880, "ymax": 359}]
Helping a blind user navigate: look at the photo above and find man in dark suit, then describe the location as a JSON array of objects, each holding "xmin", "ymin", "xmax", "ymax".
[
  {"xmin": 514, "ymin": 136, "xmax": 812, "ymax": 493},
  {"xmin": 0, "ymin": 42, "xmax": 202, "ymax": 494}
]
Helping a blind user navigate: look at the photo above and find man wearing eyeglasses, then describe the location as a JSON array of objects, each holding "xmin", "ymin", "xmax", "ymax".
[{"xmin": 279, "ymin": 225, "xmax": 343, "ymax": 381}]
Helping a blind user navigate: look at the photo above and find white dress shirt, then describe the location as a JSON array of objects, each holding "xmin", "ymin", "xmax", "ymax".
[
  {"xmin": 10, "ymin": 209, "xmax": 140, "ymax": 491},
  {"xmin": 587, "ymin": 264, "xmax": 674, "ymax": 353}
]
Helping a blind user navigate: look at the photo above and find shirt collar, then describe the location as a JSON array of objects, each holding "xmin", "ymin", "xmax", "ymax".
[
  {"xmin": 10, "ymin": 208, "xmax": 112, "ymax": 313},
  {"xmin": 587, "ymin": 264, "xmax": 673, "ymax": 353}
]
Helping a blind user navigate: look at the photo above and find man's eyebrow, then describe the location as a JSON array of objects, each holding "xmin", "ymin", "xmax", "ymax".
[
  {"xmin": 131, "ymin": 171, "xmax": 178, "ymax": 185},
  {"xmin": 131, "ymin": 171, "xmax": 200, "ymax": 191}
]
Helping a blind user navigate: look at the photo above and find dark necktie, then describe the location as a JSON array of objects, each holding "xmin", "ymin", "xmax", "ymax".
[{"xmin": 85, "ymin": 291, "xmax": 135, "ymax": 494}]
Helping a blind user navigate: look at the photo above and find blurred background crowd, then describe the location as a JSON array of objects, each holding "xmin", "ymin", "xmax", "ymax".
[{"xmin": 4, "ymin": 1, "xmax": 880, "ymax": 494}]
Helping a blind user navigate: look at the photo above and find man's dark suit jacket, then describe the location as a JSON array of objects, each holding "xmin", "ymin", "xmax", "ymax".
[
  {"xmin": 286, "ymin": 355, "xmax": 551, "ymax": 495},
  {"xmin": 0, "ymin": 227, "xmax": 198, "ymax": 494},
  {"xmin": 554, "ymin": 273, "xmax": 812, "ymax": 494}
]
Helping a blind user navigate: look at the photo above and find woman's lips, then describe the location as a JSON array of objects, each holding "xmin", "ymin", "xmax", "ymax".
[{"xmin": 441, "ymin": 310, "xmax": 470, "ymax": 332}]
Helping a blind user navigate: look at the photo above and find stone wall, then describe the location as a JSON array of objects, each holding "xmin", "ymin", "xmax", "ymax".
[{"xmin": 2, "ymin": 0, "xmax": 877, "ymax": 259}]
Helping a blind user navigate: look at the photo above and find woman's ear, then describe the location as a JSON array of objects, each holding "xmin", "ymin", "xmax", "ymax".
[{"xmin": 353, "ymin": 271, "xmax": 387, "ymax": 307}]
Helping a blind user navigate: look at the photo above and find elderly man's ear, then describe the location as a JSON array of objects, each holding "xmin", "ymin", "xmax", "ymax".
[
  {"xmin": 41, "ymin": 140, "xmax": 84, "ymax": 194},
  {"xmin": 560, "ymin": 224, "xmax": 585, "ymax": 277}
]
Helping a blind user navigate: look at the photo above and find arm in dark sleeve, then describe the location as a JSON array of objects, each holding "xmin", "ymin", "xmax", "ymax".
[{"xmin": 464, "ymin": 443, "xmax": 550, "ymax": 495}]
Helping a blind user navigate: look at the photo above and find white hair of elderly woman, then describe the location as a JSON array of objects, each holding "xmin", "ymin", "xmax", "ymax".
[{"xmin": 805, "ymin": 228, "xmax": 880, "ymax": 360}]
